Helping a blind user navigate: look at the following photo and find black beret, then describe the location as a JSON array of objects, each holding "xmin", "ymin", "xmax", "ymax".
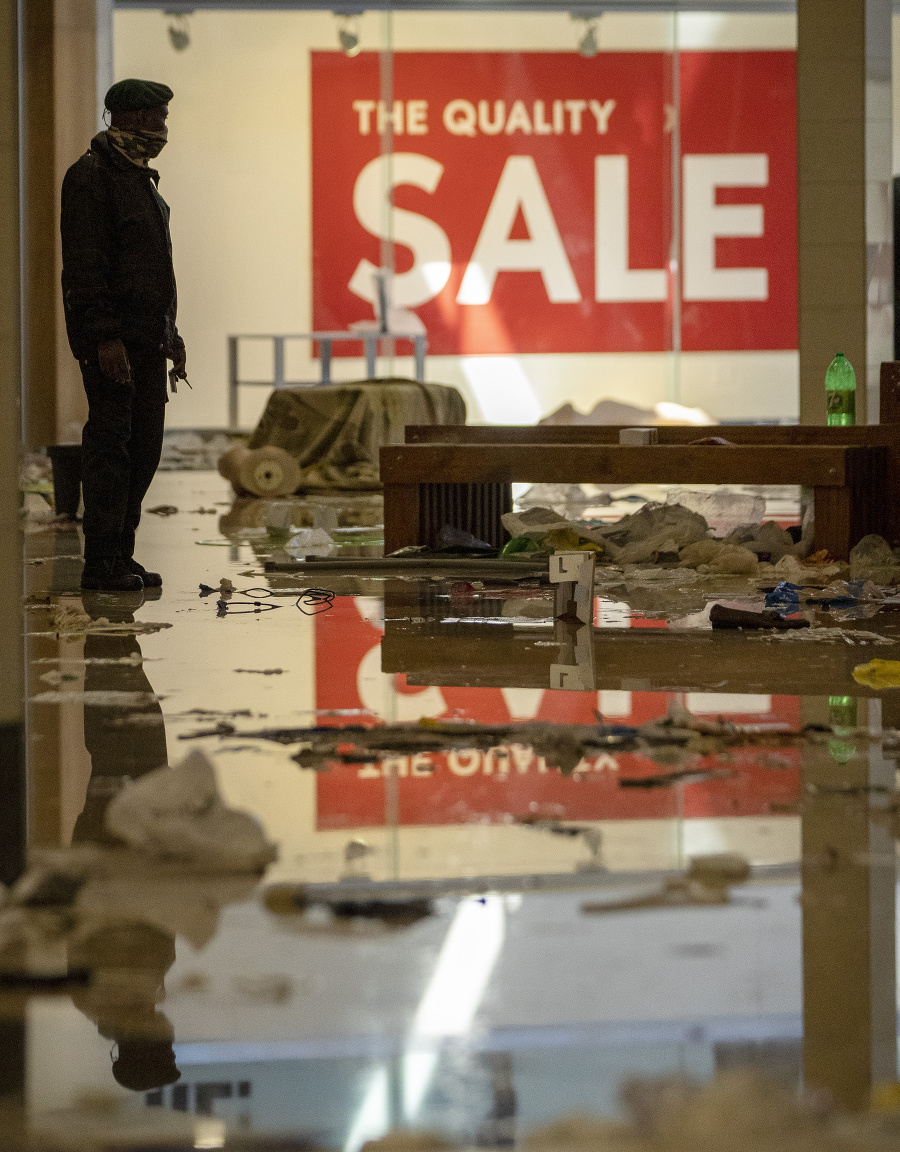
[
  {"xmin": 105, "ymin": 79, "xmax": 173, "ymax": 113},
  {"xmin": 113, "ymin": 1040, "xmax": 181, "ymax": 1092}
]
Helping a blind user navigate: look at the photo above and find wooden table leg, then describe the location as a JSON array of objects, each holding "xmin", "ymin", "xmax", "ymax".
[
  {"xmin": 886, "ymin": 449, "xmax": 900, "ymax": 546},
  {"xmin": 812, "ymin": 486, "xmax": 851, "ymax": 559},
  {"xmin": 382, "ymin": 483, "xmax": 421, "ymax": 555}
]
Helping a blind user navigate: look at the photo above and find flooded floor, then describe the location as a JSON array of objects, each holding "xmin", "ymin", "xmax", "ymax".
[{"xmin": 9, "ymin": 470, "xmax": 900, "ymax": 1148}]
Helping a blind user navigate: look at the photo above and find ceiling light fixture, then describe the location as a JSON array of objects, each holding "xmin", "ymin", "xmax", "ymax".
[
  {"xmin": 571, "ymin": 10, "xmax": 602, "ymax": 58},
  {"xmin": 336, "ymin": 13, "xmax": 362, "ymax": 57},
  {"xmin": 165, "ymin": 9, "xmax": 192, "ymax": 51},
  {"xmin": 579, "ymin": 21, "xmax": 599, "ymax": 57}
]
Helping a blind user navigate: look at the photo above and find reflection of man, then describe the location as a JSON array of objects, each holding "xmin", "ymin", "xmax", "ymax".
[
  {"xmin": 72, "ymin": 594, "xmax": 167, "ymax": 847},
  {"xmin": 73, "ymin": 593, "xmax": 168, "ymax": 844},
  {"xmin": 61, "ymin": 78, "xmax": 187, "ymax": 592},
  {"xmin": 476, "ymin": 1052, "xmax": 516, "ymax": 1147},
  {"xmin": 69, "ymin": 921, "xmax": 180, "ymax": 1092}
]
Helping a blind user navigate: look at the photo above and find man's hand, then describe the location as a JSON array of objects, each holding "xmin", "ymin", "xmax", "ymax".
[
  {"xmin": 98, "ymin": 338, "xmax": 132, "ymax": 384},
  {"xmin": 170, "ymin": 344, "xmax": 187, "ymax": 380}
]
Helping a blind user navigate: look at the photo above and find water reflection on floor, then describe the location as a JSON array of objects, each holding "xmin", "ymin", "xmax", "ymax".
[{"xmin": 11, "ymin": 471, "xmax": 900, "ymax": 1148}]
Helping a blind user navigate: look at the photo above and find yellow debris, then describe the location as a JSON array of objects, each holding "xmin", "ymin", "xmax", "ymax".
[
  {"xmin": 543, "ymin": 527, "xmax": 604, "ymax": 554},
  {"xmin": 852, "ymin": 659, "xmax": 900, "ymax": 689}
]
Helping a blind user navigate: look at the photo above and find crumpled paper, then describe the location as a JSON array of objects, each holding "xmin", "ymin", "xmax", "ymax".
[{"xmin": 105, "ymin": 749, "xmax": 277, "ymax": 871}]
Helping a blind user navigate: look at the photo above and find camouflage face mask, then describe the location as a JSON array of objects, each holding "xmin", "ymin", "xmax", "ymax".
[{"xmin": 107, "ymin": 126, "xmax": 169, "ymax": 166}]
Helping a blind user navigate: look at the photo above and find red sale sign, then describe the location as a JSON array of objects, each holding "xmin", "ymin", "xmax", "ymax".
[
  {"xmin": 314, "ymin": 598, "xmax": 801, "ymax": 830},
  {"xmin": 311, "ymin": 50, "xmax": 796, "ymax": 355}
]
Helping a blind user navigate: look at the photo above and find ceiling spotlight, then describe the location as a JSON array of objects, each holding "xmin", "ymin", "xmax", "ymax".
[
  {"xmin": 337, "ymin": 15, "xmax": 361, "ymax": 57},
  {"xmin": 165, "ymin": 10, "xmax": 192, "ymax": 51},
  {"xmin": 571, "ymin": 10, "xmax": 602, "ymax": 58},
  {"xmin": 578, "ymin": 22, "xmax": 599, "ymax": 57}
]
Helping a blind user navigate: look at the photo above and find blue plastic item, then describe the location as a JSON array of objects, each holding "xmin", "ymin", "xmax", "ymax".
[{"xmin": 764, "ymin": 581, "xmax": 805, "ymax": 609}]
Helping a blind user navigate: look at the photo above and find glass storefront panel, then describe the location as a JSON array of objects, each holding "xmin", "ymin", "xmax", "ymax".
[{"xmin": 114, "ymin": 7, "xmax": 799, "ymax": 431}]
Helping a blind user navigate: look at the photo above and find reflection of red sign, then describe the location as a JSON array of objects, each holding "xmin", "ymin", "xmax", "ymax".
[
  {"xmin": 314, "ymin": 598, "xmax": 800, "ymax": 829},
  {"xmin": 311, "ymin": 50, "xmax": 796, "ymax": 355}
]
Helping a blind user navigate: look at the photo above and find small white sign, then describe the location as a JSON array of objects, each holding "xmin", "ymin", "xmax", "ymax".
[
  {"xmin": 550, "ymin": 664, "xmax": 591, "ymax": 691},
  {"xmin": 549, "ymin": 551, "xmax": 591, "ymax": 583}
]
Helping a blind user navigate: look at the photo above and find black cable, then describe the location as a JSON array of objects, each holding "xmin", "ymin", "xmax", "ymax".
[{"xmin": 295, "ymin": 588, "xmax": 335, "ymax": 615}]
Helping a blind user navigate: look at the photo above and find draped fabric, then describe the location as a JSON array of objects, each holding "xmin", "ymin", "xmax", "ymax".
[{"xmin": 247, "ymin": 377, "xmax": 466, "ymax": 489}]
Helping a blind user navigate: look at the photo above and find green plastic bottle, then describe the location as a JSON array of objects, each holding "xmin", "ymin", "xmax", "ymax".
[
  {"xmin": 825, "ymin": 352, "xmax": 856, "ymax": 426},
  {"xmin": 827, "ymin": 695, "xmax": 857, "ymax": 766}
]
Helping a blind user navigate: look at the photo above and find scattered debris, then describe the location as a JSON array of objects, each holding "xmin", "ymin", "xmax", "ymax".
[
  {"xmin": 35, "ymin": 603, "xmax": 172, "ymax": 637},
  {"xmin": 498, "ymin": 498, "xmax": 820, "ymax": 578},
  {"xmin": 20, "ymin": 450, "xmax": 54, "ymax": 496},
  {"xmin": 24, "ymin": 594, "xmax": 52, "ymax": 607},
  {"xmin": 21, "ymin": 491, "xmax": 56, "ymax": 522},
  {"xmin": 146, "ymin": 504, "xmax": 178, "ymax": 516},
  {"xmin": 602, "ymin": 502, "xmax": 710, "ymax": 564},
  {"xmin": 709, "ymin": 604, "xmax": 810, "ymax": 631},
  {"xmin": 104, "ymin": 749, "xmax": 277, "ymax": 871},
  {"xmin": 49, "ymin": 603, "xmax": 91, "ymax": 631},
  {"xmin": 758, "ymin": 627, "xmax": 897, "ymax": 645},
  {"xmin": 39, "ymin": 652, "xmax": 143, "ymax": 668},
  {"xmin": 766, "ymin": 578, "xmax": 888, "ymax": 611},
  {"xmin": 285, "ymin": 527, "xmax": 337, "ymax": 558},
  {"xmin": 4, "ymin": 848, "xmax": 98, "ymax": 908},
  {"xmin": 30, "ymin": 690, "xmax": 160, "ymax": 707},
  {"xmin": 501, "ymin": 506, "xmax": 609, "ymax": 553},
  {"xmin": 264, "ymin": 884, "xmax": 433, "ymax": 929},
  {"xmin": 38, "ymin": 669, "xmax": 79, "ymax": 686},
  {"xmin": 527, "ymin": 1069, "xmax": 885, "ymax": 1151},
  {"xmin": 174, "ymin": 708, "xmax": 254, "ymax": 718},
  {"xmin": 194, "ymin": 703, "xmax": 823, "ymax": 776},
  {"xmin": 665, "ymin": 487, "xmax": 764, "ymax": 537},
  {"xmin": 768, "ymin": 553, "xmax": 841, "ymax": 583},
  {"xmin": 678, "ymin": 539, "xmax": 724, "ymax": 568},
  {"xmin": 582, "ymin": 853, "xmax": 751, "ymax": 913},
  {"xmin": 853, "ymin": 659, "xmax": 900, "ymax": 688},
  {"xmin": 178, "ymin": 721, "xmax": 237, "ymax": 739},
  {"xmin": 516, "ymin": 483, "xmax": 611, "ymax": 516},
  {"xmin": 850, "ymin": 533, "xmax": 897, "ymax": 570},
  {"xmin": 106, "ymin": 711, "xmax": 165, "ymax": 728},
  {"xmin": 618, "ymin": 766, "xmax": 738, "ymax": 788}
]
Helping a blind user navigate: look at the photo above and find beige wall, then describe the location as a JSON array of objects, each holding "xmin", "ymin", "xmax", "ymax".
[
  {"xmin": 0, "ymin": 0, "xmax": 22, "ymax": 726},
  {"xmin": 53, "ymin": 0, "xmax": 106, "ymax": 442},
  {"xmin": 114, "ymin": 10, "xmax": 799, "ymax": 430}
]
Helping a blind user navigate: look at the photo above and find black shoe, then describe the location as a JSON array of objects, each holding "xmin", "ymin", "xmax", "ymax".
[
  {"xmin": 81, "ymin": 588, "xmax": 145, "ymax": 618},
  {"xmin": 126, "ymin": 559, "xmax": 162, "ymax": 588},
  {"xmin": 81, "ymin": 559, "xmax": 144, "ymax": 592}
]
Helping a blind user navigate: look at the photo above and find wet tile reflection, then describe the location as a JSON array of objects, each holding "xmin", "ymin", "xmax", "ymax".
[{"xmin": 10, "ymin": 474, "xmax": 900, "ymax": 1147}]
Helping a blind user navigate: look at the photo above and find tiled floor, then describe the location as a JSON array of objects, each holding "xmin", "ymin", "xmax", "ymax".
[{"xmin": 8, "ymin": 470, "xmax": 900, "ymax": 1147}]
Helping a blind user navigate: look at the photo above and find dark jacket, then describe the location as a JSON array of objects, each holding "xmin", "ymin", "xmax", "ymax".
[{"xmin": 61, "ymin": 132, "xmax": 184, "ymax": 360}]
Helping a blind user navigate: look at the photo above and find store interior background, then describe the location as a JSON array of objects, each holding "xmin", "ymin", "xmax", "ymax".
[
  {"xmin": 8, "ymin": 2, "xmax": 900, "ymax": 1138},
  {"xmin": 108, "ymin": 9, "xmax": 812, "ymax": 435}
]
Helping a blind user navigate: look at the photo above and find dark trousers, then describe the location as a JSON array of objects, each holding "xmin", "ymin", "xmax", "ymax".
[
  {"xmin": 79, "ymin": 344, "xmax": 167, "ymax": 565},
  {"xmin": 72, "ymin": 630, "xmax": 168, "ymax": 845}
]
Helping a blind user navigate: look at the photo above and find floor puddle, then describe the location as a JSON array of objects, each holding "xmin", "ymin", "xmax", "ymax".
[{"xmin": 9, "ymin": 471, "xmax": 900, "ymax": 1147}]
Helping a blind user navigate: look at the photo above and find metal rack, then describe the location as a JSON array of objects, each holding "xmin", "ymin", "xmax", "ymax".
[{"xmin": 227, "ymin": 330, "xmax": 428, "ymax": 429}]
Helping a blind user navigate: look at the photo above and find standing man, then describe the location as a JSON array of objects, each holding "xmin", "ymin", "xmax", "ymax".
[{"xmin": 61, "ymin": 79, "xmax": 187, "ymax": 592}]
